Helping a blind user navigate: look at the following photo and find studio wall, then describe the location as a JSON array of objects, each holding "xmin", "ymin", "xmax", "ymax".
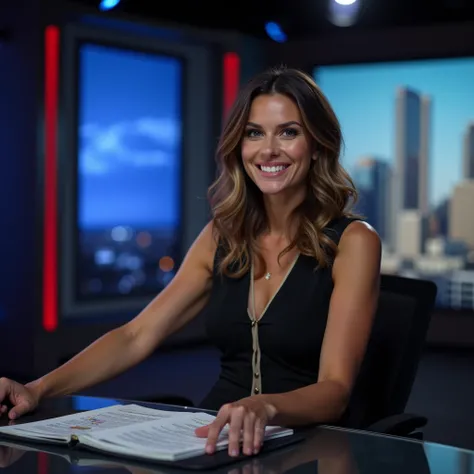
[{"xmin": 0, "ymin": 0, "xmax": 277, "ymax": 378}]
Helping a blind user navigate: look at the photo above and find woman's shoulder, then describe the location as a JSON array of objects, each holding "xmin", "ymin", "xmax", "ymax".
[
  {"xmin": 194, "ymin": 220, "xmax": 219, "ymax": 248},
  {"xmin": 323, "ymin": 217, "xmax": 380, "ymax": 271},
  {"xmin": 200, "ymin": 220, "xmax": 228, "ymax": 271},
  {"xmin": 324, "ymin": 215, "xmax": 366, "ymax": 245},
  {"xmin": 337, "ymin": 218, "xmax": 381, "ymax": 250},
  {"xmin": 184, "ymin": 221, "xmax": 220, "ymax": 272}
]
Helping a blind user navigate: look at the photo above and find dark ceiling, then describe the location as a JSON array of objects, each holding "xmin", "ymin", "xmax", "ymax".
[{"xmin": 70, "ymin": 0, "xmax": 474, "ymax": 39}]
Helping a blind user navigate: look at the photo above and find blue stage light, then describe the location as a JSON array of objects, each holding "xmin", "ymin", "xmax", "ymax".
[
  {"xmin": 99, "ymin": 0, "xmax": 121, "ymax": 11},
  {"xmin": 264, "ymin": 22, "xmax": 287, "ymax": 43}
]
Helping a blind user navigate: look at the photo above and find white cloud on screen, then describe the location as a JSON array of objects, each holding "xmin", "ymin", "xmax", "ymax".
[{"xmin": 79, "ymin": 117, "xmax": 181, "ymax": 175}]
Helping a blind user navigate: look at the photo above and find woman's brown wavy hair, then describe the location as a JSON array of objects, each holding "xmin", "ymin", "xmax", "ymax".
[{"xmin": 208, "ymin": 66, "xmax": 358, "ymax": 278}]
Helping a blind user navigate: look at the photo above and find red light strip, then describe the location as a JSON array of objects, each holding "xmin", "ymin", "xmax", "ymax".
[
  {"xmin": 43, "ymin": 25, "xmax": 60, "ymax": 332},
  {"xmin": 223, "ymin": 52, "xmax": 241, "ymax": 119},
  {"xmin": 37, "ymin": 452, "xmax": 48, "ymax": 474}
]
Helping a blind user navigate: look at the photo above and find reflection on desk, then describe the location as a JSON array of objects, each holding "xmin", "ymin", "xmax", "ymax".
[{"xmin": 0, "ymin": 395, "xmax": 472, "ymax": 474}]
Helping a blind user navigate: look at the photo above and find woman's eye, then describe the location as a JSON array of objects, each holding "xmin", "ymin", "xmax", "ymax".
[
  {"xmin": 245, "ymin": 128, "xmax": 298, "ymax": 139},
  {"xmin": 282, "ymin": 128, "xmax": 298, "ymax": 137},
  {"xmin": 245, "ymin": 129, "xmax": 263, "ymax": 138}
]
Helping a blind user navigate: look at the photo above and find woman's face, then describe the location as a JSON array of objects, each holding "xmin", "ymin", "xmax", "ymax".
[{"xmin": 241, "ymin": 93, "xmax": 312, "ymax": 197}]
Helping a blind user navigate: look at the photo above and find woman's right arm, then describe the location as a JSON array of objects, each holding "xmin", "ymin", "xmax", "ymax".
[{"xmin": 0, "ymin": 222, "xmax": 217, "ymax": 419}]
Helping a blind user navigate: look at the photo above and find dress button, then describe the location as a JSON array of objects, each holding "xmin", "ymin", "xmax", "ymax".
[
  {"xmin": 254, "ymin": 372, "xmax": 259, "ymax": 378},
  {"xmin": 254, "ymin": 387, "xmax": 259, "ymax": 394}
]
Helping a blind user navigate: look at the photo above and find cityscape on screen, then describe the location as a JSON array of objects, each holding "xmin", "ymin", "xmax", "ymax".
[
  {"xmin": 76, "ymin": 43, "xmax": 182, "ymax": 301},
  {"xmin": 316, "ymin": 57, "xmax": 474, "ymax": 310}
]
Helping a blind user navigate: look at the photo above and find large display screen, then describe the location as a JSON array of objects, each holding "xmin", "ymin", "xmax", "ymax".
[
  {"xmin": 314, "ymin": 58, "xmax": 474, "ymax": 310},
  {"xmin": 76, "ymin": 43, "xmax": 183, "ymax": 301}
]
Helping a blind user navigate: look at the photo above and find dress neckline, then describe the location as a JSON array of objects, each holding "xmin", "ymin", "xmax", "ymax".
[{"xmin": 247, "ymin": 253, "xmax": 300, "ymax": 323}]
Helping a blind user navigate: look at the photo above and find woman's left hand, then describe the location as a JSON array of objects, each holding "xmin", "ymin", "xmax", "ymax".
[{"xmin": 195, "ymin": 395, "xmax": 277, "ymax": 457}]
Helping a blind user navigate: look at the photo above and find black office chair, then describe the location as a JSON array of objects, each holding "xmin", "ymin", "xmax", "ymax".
[{"xmin": 339, "ymin": 274, "xmax": 437, "ymax": 439}]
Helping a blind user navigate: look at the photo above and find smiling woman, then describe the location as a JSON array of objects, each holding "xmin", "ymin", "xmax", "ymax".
[
  {"xmin": 242, "ymin": 102, "xmax": 311, "ymax": 196},
  {"xmin": 0, "ymin": 66, "xmax": 381, "ymax": 461},
  {"xmin": 208, "ymin": 67, "xmax": 359, "ymax": 279},
  {"xmin": 198, "ymin": 66, "xmax": 381, "ymax": 455}
]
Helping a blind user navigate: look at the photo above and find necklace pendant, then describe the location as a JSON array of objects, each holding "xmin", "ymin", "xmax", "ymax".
[{"xmin": 264, "ymin": 272, "xmax": 271, "ymax": 280}]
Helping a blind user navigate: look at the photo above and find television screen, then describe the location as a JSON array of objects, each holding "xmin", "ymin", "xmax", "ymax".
[
  {"xmin": 314, "ymin": 57, "xmax": 474, "ymax": 310},
  {"xmin": 76, "ymin": 43, "xmax": 183, "ymax": 301}
]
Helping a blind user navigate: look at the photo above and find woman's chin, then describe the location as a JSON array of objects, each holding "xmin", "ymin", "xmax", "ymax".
[
  {"xmin": 255, "ymin": 180, "xmax": 307, "ymax": 202},
  {"xmin": 257, "ymin": 183, "xmax": 289, "ymax": 196}
]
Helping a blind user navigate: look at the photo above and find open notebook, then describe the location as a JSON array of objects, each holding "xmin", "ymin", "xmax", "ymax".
[{"xmin": 0, "ymin": 404, "xmax": 294, "ymax": 462}]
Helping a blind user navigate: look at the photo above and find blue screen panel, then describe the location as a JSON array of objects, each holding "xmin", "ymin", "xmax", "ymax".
[{"xmin": 76, "ymin": 43, "xmax": 182, "ymax": 301}]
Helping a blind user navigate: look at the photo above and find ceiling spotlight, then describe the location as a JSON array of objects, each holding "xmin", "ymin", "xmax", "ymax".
[
  {"xmin": 329, "ymin": 0, "xmax": 360, "ymax": 26},
  {"xmin": 264, "ymin": 22, "xmax": 287, "ymax": 43},
  {"xmin": 99, "ymin": 0, "xmax": 121, "ymax": 11}
]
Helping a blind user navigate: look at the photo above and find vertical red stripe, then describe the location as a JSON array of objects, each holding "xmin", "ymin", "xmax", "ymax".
[
  {"xmin": 43, "ymin": 25, "xmax": 59, "ymax": 332},
  {"xmin": 223, "ymin": 52, "xmax": 240, "ymax": 119},
  {"xmin": 37, "ymin": 452, "xmax": 48, "ymax": 474}
]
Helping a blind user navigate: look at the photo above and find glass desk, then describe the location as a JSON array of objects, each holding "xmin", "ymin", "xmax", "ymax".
[{"xmin": 0, "ymin": 395, "xmax": 472, "ymax": 474}]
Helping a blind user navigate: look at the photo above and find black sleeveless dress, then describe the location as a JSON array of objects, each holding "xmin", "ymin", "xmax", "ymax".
[{"xmin": 198, "ymin": 216, "xmax": 360, "ymax": 411}]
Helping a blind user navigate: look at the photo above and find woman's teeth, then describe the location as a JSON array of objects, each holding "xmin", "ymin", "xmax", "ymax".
[{"xmin": 260, "ymin": 165, "xmax": 287, "ymax": 173}]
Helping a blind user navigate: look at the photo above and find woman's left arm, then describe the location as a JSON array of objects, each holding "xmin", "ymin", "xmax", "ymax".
[
  {"xmin": 197, "ymin": 221, "xmax": 381, "ymax": 456},
  {"xmin": 267, "ymin": 220, "xmax": 382, "ymax": 425}
]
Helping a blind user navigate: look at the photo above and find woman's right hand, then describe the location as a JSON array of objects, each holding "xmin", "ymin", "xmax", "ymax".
[{"xmin": 0, "ymin": 378, "xmax": 40, "ymax": 420}]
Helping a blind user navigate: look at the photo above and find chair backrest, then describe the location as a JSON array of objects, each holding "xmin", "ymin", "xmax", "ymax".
[{"xmin": 341, "ymin": 274, "xmax": 437, "ymax": 429}]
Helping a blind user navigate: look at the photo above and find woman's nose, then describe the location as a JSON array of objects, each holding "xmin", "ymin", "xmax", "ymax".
[{"xmin": 261, "ymin": 136, "xmax": 280, "ymax": 158}]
